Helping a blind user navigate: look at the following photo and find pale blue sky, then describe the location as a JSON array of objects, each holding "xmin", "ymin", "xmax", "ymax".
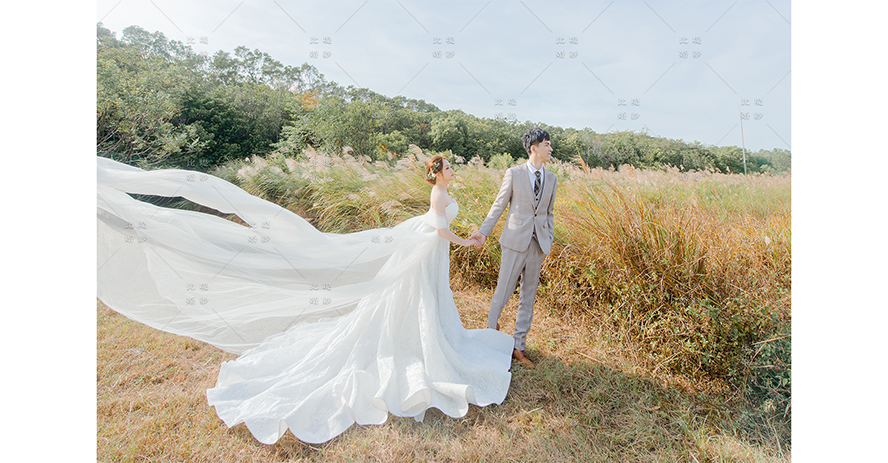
[{"xmin": 97, "ymin": 0, "xmax": 791, "ymax": 151}]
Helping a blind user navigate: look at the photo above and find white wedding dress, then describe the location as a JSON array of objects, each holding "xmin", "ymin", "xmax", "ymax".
[{"xmin": 96, "ymin": 157, "xmax": 513, "ymax": 444}]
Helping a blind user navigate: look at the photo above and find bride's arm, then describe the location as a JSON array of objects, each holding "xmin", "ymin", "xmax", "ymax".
[{"xmin": 437, "ymin": 224, "xmax": 476, "ymax": 247}]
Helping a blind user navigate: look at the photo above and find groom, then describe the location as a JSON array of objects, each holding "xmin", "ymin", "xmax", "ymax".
[{"xmin": 471, "ymin": 128, "xmax": 557, "ymax": 369}]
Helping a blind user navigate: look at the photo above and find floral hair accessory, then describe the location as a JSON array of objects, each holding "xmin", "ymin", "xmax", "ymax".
[{"xmin": 428, "ymin": 162, "xmax": 440, "ymax": 180}]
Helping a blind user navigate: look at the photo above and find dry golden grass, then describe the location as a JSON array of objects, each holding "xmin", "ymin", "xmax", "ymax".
[
  {"xmin": 98, "ymin": 285, "xmax": 789, "ymax": 462},
  {"xmin": 105, "ymin": 151, "xmax": 790, "ymax": 460}
]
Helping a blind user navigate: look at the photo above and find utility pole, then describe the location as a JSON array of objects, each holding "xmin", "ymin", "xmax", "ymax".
[{"xmin": 739, "ymin": 107, "xmax": 748, "ymax": 175}]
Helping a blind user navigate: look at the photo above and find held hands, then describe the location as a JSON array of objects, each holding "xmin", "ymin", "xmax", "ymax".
[
  {"xmin": 469, "ymin": 232, "xmax": 487, "ymax": 247},
  {"xmin": 461, "ymin": 232, "xmax": 487, "ymax": 248},
  {"xmin": 462, "ymin": 236, "xmax": 482, "ymax": 248},
  {"xmin": 459, "ymin": 232, "xmax": 486, "ymax": 249}
]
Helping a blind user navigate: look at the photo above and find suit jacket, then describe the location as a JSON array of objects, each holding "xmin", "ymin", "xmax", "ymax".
[{"xmin": 478, "ymin": 164, "xmax": 557, "ymax": 254}]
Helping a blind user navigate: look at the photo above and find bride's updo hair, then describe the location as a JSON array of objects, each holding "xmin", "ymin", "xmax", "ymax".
[{"xmin": 425, "ymin": 155, "xmax": 446, "ymax": 185}]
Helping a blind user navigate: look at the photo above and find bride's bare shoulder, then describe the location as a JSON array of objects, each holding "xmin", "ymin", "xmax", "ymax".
[{"xmin": 429, "ymin": 188, "xmax": 452, "ymax": 214}]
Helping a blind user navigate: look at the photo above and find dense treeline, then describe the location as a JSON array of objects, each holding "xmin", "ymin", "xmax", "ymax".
[{"xmin": 97, "ymin": 23, "xmax": 790, "ymax": 173}]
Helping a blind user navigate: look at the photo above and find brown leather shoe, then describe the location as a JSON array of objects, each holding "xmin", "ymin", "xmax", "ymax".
[
  {"xmin": 496, "ymin": 321, "xmax": 500, "ymax": 331},
  {"xmin": 512, "ymin": 349, "xmax": 535, "ymax": 369}
]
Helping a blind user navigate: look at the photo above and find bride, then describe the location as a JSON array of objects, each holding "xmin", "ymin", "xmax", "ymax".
[{"xmin": 97, "ymin": 154, "xmax": 514, "ymax": 444}]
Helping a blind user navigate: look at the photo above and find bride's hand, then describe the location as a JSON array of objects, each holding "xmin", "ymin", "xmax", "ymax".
[{"xmin": 463, "ymin": 237, "xmax": 482, "ymax": 248}]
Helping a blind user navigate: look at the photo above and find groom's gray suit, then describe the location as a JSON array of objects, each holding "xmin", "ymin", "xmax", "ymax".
[{"xmin": 478, "ymin": 163, "xmax": 557, "ymax": 351}]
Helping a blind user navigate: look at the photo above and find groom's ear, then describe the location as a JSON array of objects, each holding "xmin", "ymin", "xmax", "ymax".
[{"xmin": 529, "ymin": 139, "xmax": 548, "ymax": 156}]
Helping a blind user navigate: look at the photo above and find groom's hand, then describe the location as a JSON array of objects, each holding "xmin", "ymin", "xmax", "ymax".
[{"xmin": 469, "ymin": 232, "xmax": 487, "ymax": 247}]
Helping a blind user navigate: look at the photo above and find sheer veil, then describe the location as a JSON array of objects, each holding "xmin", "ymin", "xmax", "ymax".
[{"xmin": 97, "ymin": 156, "xmax": 438, "ymax": 354}]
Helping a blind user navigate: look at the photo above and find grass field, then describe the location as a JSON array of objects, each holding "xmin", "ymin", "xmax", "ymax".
[
  {"xmin": 98, "ymin": 290, "xmax": 787, "ymax": 462},
  {"xmin": 99, "ymin": 150, "xmax": 790, "ymax": 461}
]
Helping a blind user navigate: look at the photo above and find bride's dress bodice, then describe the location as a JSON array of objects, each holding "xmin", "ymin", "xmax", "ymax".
[
  {"xmin": 419, "ymin": 201, "xmax": 458, "ymax": 231},
  {"xmin": 96, "ymin": 157, "xmax": 512, "ymax": 445},
  {"xmin": 443, "ymin": 201, "xmax": 459, "ymax": 222}
]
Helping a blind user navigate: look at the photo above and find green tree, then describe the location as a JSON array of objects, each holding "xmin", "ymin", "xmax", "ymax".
[
  {"xmin": 429, "ymin": 112, "xmax": 471, "ymax": 158},
  {"xmin": 96, "ymin": 24, "xmax": 206, "ymax": 167}
]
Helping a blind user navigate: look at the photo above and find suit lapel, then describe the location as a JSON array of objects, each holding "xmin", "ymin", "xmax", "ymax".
[
  {"xmin": 535, "ymin": 168, "xmax": 553, "ymax": 210},
  {"xmin": 517, "ymin": 164, "xmax": 535, "ymax": 205}
]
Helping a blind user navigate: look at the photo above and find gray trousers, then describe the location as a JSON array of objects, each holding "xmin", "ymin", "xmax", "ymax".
[{"xmin": 487, "ymin": 236, "xmax": 545, "ymax": 351}]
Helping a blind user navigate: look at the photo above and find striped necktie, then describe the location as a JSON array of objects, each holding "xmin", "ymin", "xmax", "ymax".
[{"xmin": 534, "ymin": 170, "xmax": 541, "ymax": 197}]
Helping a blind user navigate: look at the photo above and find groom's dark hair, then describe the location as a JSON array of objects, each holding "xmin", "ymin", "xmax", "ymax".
[{"xmin": 523, "ymin": 128, "xmax": 550, "ymax": 155}]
